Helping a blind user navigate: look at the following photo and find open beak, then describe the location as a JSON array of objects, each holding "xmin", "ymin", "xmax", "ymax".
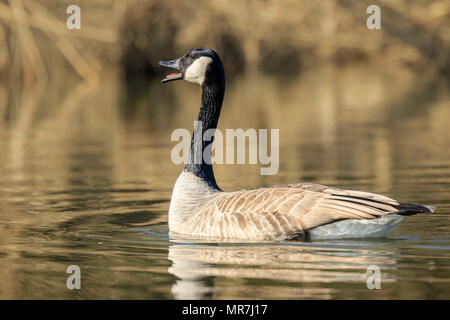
[{"xmin": 159, "ymin": 58, "xmax": 183, "ymax": 83}]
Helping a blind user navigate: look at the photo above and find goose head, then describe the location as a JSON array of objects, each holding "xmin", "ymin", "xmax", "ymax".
[{"xmin": 159, "ymin": 48, "xmax": 224, "ymax": 86}]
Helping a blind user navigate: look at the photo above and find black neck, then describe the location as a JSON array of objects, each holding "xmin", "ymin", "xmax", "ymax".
[{"xmin": 184, "ymin": 78, "xmax": 225, "ymax": 187}]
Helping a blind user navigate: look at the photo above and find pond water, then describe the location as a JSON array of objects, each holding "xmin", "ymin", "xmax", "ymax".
[{"xmin": 0, "ymin": 66, "xmax": 449, "ymax": 299}]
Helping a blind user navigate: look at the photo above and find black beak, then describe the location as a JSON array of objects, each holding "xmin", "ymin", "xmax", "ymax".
[{"xmin": 159, "ymin": 58, "xmax": 183, "ymax": 83}]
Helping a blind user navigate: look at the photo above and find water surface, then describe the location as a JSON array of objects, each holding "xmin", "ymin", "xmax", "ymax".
[{"xmin": 0, "ymin": 66, "xmax": 449, "ymax": 299}]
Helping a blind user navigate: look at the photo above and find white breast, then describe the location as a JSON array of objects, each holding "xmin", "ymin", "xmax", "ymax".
[{"xmin": 168, "ymin": 171, "xmax": 221, "ymax": 231}]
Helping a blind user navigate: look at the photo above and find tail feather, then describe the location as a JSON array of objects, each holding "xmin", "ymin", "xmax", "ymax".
[{"xmin": 394, "ymin": 202, "xmax": 435, "ymax": 216}]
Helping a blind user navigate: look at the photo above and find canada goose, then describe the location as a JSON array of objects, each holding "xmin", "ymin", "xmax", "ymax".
[{"xmin": 159, "ymin": 48, "xmax": 434, "ymax": 240}]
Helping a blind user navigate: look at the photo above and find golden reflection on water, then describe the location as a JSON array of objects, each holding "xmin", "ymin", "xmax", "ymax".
[
  {"xmin": 0, "ymin": 65, "xmax": 449, "ymax": 299},
  {"xmin": 168, "ymin": 242, "xmax": 398, "ymax": 299}
]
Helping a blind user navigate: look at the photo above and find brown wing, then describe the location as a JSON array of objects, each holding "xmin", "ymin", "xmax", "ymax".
[{"xmin": 185, "ymin": 183, "xmax": 402, "ymax": 240}]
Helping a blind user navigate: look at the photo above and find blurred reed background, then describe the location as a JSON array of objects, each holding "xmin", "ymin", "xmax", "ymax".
[
  {"xmin": 120, "ymin": 0, "xmax": 450, "ymax": 77},
  {"xmin": 0, "ymin": 0, "xmax": 448, "ymax": 84}
]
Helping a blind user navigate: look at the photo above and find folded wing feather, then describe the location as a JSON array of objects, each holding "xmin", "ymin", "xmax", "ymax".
[{"xmin": 181, "ymin": 183, "xmax": 401, "ymax": 240}]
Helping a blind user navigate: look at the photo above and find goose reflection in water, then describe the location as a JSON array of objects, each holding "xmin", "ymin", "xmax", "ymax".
[{"xmin": 167, "ymin": 239, "xmax": 399, "ymax": 299}]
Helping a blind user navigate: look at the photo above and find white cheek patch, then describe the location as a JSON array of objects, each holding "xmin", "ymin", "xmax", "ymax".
[{"xmin": 184, "ymin": 56, "xmax": 213, "ymax": 85}]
